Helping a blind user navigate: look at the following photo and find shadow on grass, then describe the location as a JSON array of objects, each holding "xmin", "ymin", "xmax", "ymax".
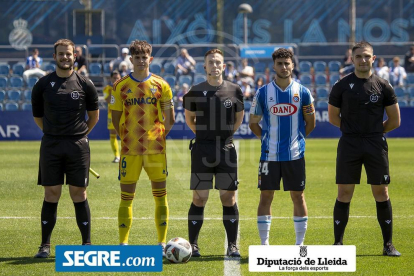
[
  {"xmin": 0, "ymin": 257, "xmax": 55, "ymax": 265},
  {"xmin": 163, "ymin": 255, "xmax": 248, "ymax": 264}
]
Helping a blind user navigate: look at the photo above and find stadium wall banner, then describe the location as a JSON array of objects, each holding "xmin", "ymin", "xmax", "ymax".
[{"xmin": 0, "ymin": 109, "xmax": 413, "ymax": 141}]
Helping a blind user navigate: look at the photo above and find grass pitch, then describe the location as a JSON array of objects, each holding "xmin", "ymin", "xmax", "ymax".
[{"xmin": 0, "ymin": 138, "xmax": 413, "ymax": 276}]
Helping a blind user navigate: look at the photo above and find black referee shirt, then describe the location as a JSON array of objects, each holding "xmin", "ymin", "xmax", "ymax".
[
  {"xmin": 183, "ymin": 80, "xmax": 244, "ymax": 142},
  {"xmin": 329, "ymin": 72, "xmax": 397, "ymax": 136},
  {"xmin": 32, "ymin": 71, "xmax": 99, "ymax": 136}
]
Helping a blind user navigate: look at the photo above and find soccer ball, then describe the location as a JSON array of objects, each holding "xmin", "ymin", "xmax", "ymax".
[{"xmin": 164, "ymin": 237, "xmax": 192, "ymax": 263}]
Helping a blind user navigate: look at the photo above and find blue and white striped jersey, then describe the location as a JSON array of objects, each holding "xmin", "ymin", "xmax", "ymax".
[{"xmin": 250, "ymin": 80, "xmax": 314, "ymax": 161}]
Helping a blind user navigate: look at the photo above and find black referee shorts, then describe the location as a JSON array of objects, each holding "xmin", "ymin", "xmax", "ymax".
[
  {"xmin": 38, "ymin": 135, "xmax": 90, "ymax": 187},
  {"xmin": 190, "ymin": 140, "xmax": 238, "ymax": 191},
  {"xmin": 336, "ymin": 135, "xmax": 390, "ymax": 185},
  {"xmin": 258, "ymin": 158, "xmax": 306, "ymax": 191}
]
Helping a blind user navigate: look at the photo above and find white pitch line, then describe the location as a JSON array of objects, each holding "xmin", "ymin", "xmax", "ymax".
[{"xmin": 223, "ymin": 140, "xmax": 241, "ymax": 276}]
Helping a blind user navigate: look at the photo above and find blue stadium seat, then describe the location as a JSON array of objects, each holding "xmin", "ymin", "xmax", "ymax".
[
  {"xmin": 406, "ymin": 73, "xmax": 414, "ymax": 85},
  {"xmin": 410, "ymin": 100, "xmax": 414, "ymax": 107},
  {"xmin": 394, "ymin": 87, "xmax": 406, "ymax": 98},
  {"xmin": 316, "ymin": 87, "xmax": 329, "ymax": 100},
  {"xmin": 22, "ymin": 102, "xmax": 32, "ymax": 111},
  {"xmin": 398, "ymin": 100, "xmax": 408, "ymax": 107},
  {"xmin": 179, "ymin": 75, "xmax": 192, "ymax": 86},
  {"xmin": 150, "ymin": 63, "xmax": 162, "ymax": 75},
  {"xmin": 0, "ymin": 77, "xmax": 7, "ymax": 89},
  {"xmin": 0, "ymin": 90, "xmax": 5, "ymax": 102},
  {"xmin": 0, "ymin": 103, "xmax": 3, "ymax": 111},
  {"xmin": 330, "ymin": 73, "xmax": 340, "ymax": 86},
  {"xmin": 7, "ymin": 90, "xmax": 21, "ymax": 101},
  {"xmin": 313, "ymin": 61, "xmax": 326, "ymax": 73},
  {"xmin": 300, "ymin": 73, "xmax": 312, "ymax": 86},
  {"xmin": 163, "ymin": 62, "xmax": 176, "ymax": 75},
  {"xmin": 164, "ymin": 75, "xmax": 175, "ymax": 88},
  {"xmin": 0, "ymin": 64, "xmax": 10, "ymax": 75},
  {"xmin": 194, "ymin": 74, "xmax": 206, "ymax": 84},
  {"xmin": 268, "ymin": 62, "xmax": 275, "ymax": 70},
  {"xmin": 299, "ymin": 61, "xmax": 312, "ymax": 73},
  {"xmin": 12, "ymin": 63, "xmax": 24, "ymax": 76},
  {"xmin": 89, "ymin": 63, "xmax": 102, "ymax": 76},
  {"xmin": 195, "ymin": 63, "xmax": 205, "ymax": 74},
  {"xmin": 254, "ymin": 62, "xmax": 266, "ymax": 73},
  {"xmin": 44, "ymin": 63, "xmax": 56, "ymax": 72},
  {"xmin": 5, "ymin": 102, "xmax": 19, "ymax": 111},
  {"xmin": 23, "ymin": 90, "xmax": 32, "ymax": 101},
  {"xmin": 103, "ymin": 63, "xmax": 111, "ymax": 76},
  {"xmin": 9, "ymin": 76, "xmax": 23, "ymax": 88},
  {"xmin": 328, "ymin": 61, "xmax": 341, "ymax": 73},
  {"xmin": 315, "ymin": 74, "xmax": 327, "ymax": 86},
  {"xmin": 316, "ymin": 101, "xmax": 328, "ymax": 109},
  {"xmin": 408, "ymin": 87, "xmax": 414, "ymax": 98},
  {"xmin": 27, "ymin": 77, "xmax": 38, "ymax": 88},
  {"xmin": 244, "ymin": 100, "xmax": 252, "ymax": 111}
]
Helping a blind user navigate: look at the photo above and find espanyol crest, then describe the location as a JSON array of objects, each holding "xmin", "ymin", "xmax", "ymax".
[{"xmin": 9, "ymin": 19, "xmax": 32, "ymax": 50}]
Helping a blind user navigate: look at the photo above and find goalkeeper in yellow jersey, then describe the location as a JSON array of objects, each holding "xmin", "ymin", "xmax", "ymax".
[
  {"xmin": 110, "ymin": 40, "xmax": 175, "ymax": 256},
  {"xmin": 103, "ymin": 70, "xmax": 121, "ymax": 163}
]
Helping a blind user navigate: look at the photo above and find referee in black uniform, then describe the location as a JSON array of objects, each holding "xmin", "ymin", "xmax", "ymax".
[
  {"xmin": 183, "ymin": 49, "xmax": 244, "ymax": 257},
  {"xmin": 31, "ymin": 39, "xmax": 99, "ymax": 258},
  {"xmin": 328, "ymin": 41, "xmax": 401, "ymax": 256}
]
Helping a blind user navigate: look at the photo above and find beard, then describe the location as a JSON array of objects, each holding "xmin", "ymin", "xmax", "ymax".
[
  {"xmin": 276, "ymin": 71, "xmax": 291, "ymax": 79},
  {"xmin": 56, "ymin": 60, "xmax": 73, "ymax": 70}
]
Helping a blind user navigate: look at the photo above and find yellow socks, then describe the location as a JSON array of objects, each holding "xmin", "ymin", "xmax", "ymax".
[
  {"xmin": 118, "ymin": 191, "xmax": 134, "ymax": 244},
  {"xmin": 110, "ymin": 134, "xmax": 120, "ymax": 157},
  {"xmin": 152, "ymin": 188, "xmax": 169, "ymax": 243}
]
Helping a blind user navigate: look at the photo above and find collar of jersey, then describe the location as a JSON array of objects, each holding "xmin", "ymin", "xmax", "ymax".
[
  {"xmin": 272, "ymin": 79, "xmax": 293, "ymax": 92},
  {"xmin": 129, "ymin": 72, "xmax": 152, "ymax": 82}
]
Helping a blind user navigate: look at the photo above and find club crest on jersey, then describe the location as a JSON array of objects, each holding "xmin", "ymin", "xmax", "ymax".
[
  {"xmin": 270, "ymin": 103, "xmax": 298, "ymax": 116},
  {"xmin": 150, "ymin": 86, "xmax": 157, "ymax": 94},
  {"xmin": 224, "ymin": 98, "xmax": 232, "ymax": 108},
  {"xmin": 370, "ymin": 94, "xmax": 379, "ymax": 103},
  {"xmin": 293, "ymin": 93, "xmax": 300, "ymax": 102},
  {"xmin": 71, "ymin": 91, "xmax": 80, "ymax": 100}
]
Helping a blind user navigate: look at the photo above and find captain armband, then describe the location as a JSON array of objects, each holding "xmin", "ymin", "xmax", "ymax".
[
  {"xmin": 302, "ymin": 103, "xmax": 315, "ymax": 115},
  {"xmin": 160, "ymin": 99, "xmax": 174, "ymax": 110}
]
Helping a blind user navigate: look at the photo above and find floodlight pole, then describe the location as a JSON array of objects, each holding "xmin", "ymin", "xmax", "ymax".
[
  {"xmin": 350, "ymin": 0, "xmax": 356, "ymax": 46},
  {"xmin": 238, "ymin": 4, "xmax": 253, "ymax": 44}
]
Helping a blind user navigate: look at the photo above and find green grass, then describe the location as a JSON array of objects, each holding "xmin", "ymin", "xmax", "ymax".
[{"xmin": 0, "ymin": 138, "xmax": 413, "ymax": 276}]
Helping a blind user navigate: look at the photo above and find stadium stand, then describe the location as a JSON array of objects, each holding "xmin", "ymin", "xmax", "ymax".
[
  {"xmin": 328, "ymin": 61, "xmax": 341, "ymax": 73},
  {"xmin": 164, "ymin": 75, "xmax": 175, "ymax": 88},
  {"xmin": 0, "ymin": 103, "xmax": 2, "ymax": 111},
  {"xmin": 27, "ymin": 77, "xmax": 38, "ymax": 88},
  {"xmin": 299, "ymin": 61, "xmax": 312, "ymax": 73},
  {"xmin": 195, "ymin": 63, "xmax": 205, "ymax": 75},
  {"xmin": 150, "ymin": 63, "xmax": 162, "ymax": 75},
  {"xmin": 7, "ymin": 90, "xmax": 21, "ymax": 101},
  {"xmin": 399, "ymin": 100, "xmax": 408, "ymax": 107},
  {"xmin": 23, "ymin": 90, "xmax": 32, "ymax": 102},
  {"xmin": 300, "ymin": 73, "xmax": 312, "ymax": 86},
  {"xmin": 408, "ymin": 87, "xmax": 414, "ymax": 98},
  {"xmin": 89, "ymin": 63, "xmax": 102, "ymax": 76},
  {"xmin": 5, "ymin": 102, "xmax": 19, "ymax": 111},
  {"xmin": 103, "ymin": 63, "xmax": 111, "ymax": 76},
  {"xmin": 0, "ymin": 90, "xmax": 5, "ymax": 102},
  {"xmin": 22, "ymin": 102, "xmax": 32, "ymax": 111},
  {"xmin": 194, "ymin": 74, "xmax": 206, "ymax": 84},
  {"xmin": 315, "ymin": 74, "xmax": 327, "ymax": 86},
  {"xmin": 0, "ymin": 64, "xmax": 10, "ymax": 75},
  {"xmin": 12, "ymin": 63, "xmax": 24, "ymax": 76},
  {"xmin": 316, "ymin": 101, "xmax": 328, "ymax": 108},
  {"xmin": 313, "ymin": 61, "xmax": 326, "ymax": 73},
  {"xmin": 0, "ymin": 77, "xmax": 7, "ymax": 89},
  {"xmin": 330, "ymin": 73, "xmax": 340, "ymax": 86},
  {"xmin": 163, "ymin": 62, "xmax": 176, "ymax": 75},
  {"xmin": 9, "ymin": 76, "xmax": 23, "ymax": 89},
  {"xmin": 44, "ymin": 63, "xmax": 56, "ymax": 72},
  {"xmin": 394, "ymin": 87, "xmax": 406, "ymax": 98},
  {"xmin": 410, "ymin": 99, "xmax": 414, "ymax": 107},
  {"xmin": 179, "ymin": 75, "xmax": 192, "ymax": 86},
  {"xmin": 406, "ymin": 73, "xmax": 414, "ymax": 85},
  {"xmin": 316, "ymin": 87, "xmax": 329, "ymax": 100},
  {"xmin": 254, "ymin": 62, "xmax": 266, "ymax": 73}
]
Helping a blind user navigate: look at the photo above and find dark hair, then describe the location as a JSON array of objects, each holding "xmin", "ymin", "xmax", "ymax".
[
  {"xmin": 204, "ymin": 49, "xmax": 224, "ymax": 60},
  {"xmin": 129, "ymin": 40, "xmax": 152, "ymax": 56},
  {"xmin": 352, "ymin": 41, "xmax": 373, "ymax": 54},
  {"xmin": 272, "ymin": 48, "xmax": 293, "ymax": 62},
  {"xmin": 111, "ymin": 70, "xmax": 120, "ymax": 77},
  {"xmin": 54, "ymin": 39, "xmax": 75, "ymax": 54}
]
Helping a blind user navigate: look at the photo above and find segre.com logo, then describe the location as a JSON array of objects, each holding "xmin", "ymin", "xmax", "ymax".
[{"xmin": 56, "ymin": 245, "xmax": 162, "ymax": 272}]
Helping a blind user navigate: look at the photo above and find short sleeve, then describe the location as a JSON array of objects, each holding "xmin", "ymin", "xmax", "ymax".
[
  {"xmin": 250, "ymin": 88, "xmax": 263, "ymax": 116},
  {"xmin": 234, "ymin": 85, "xmax": 244, "ymax": 112},
  {"xmin": 103, "ymin": 85, "xmax": 110, "ymax": 100},
  {"xmin": 31, "ymin": 78, "xmax": 44, "ymax": 117},
  {"xmin": 183, "ymin": 88, "xmax": 196, "ymax": 112},
  {"xmin": 329, "ymin": 80, "xmax": 342, "ymax": 108},
  {"xmin": 85, "ymin": 79, "xmax": 99, "ymax": 111},
  {"xmin": 110, "ymin": 81, "xmax": 124, "ymax": 111},
  {"xmin": 382, "ymin": 81, "xmax": 398, "ymax": 106},
  {"xmin": 160, "ymin": 81, "xmax": 174, "ymax": 110}
]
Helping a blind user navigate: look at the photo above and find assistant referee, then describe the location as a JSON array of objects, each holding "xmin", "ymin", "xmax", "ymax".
[
  {"xmin": 31, "ymin": 39, "xmax": 99, "ymax": 258},
  {"xmin": 328, "ymin": 41, "xmax": 401, "ymax": 256},
  {"xmin": 183, "ymin": 49, "xmax": 244, "ymax": 257}
]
